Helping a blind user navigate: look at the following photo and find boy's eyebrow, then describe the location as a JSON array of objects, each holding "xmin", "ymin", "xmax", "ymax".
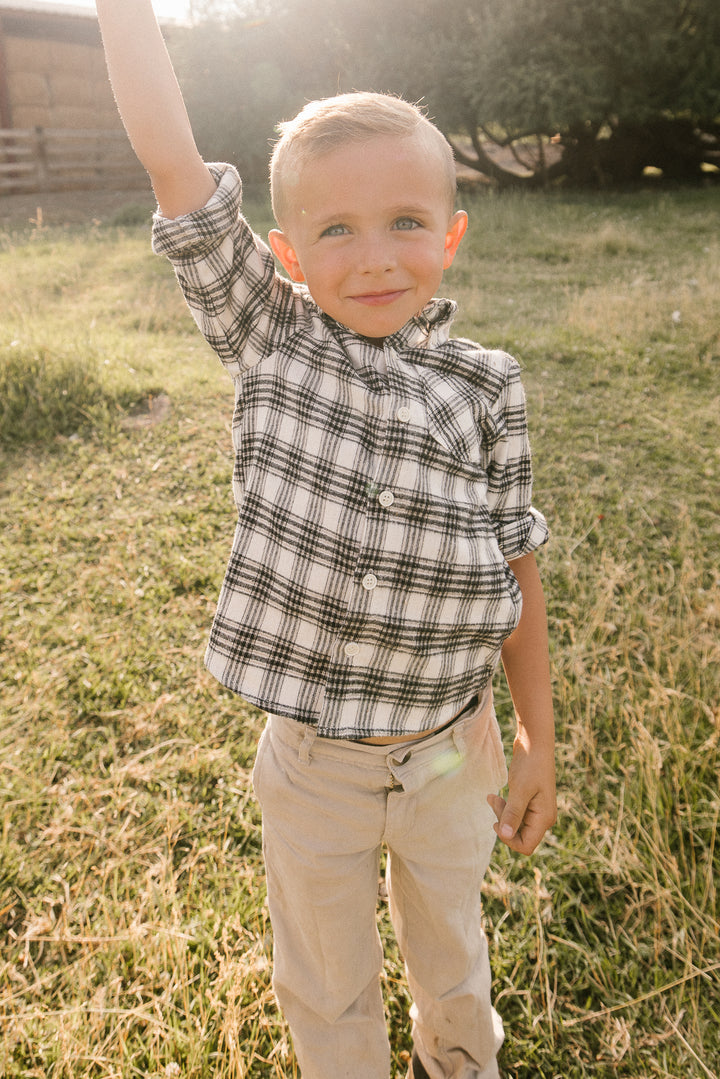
[{"xmin": 304, "ymin": 201, "xmax": 438, "ymax": 230}]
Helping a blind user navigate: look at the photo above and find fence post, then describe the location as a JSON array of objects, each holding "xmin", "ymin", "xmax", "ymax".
[{"xmin": 32, "ymin": 126, "xmax": 49, "ymax": 189}]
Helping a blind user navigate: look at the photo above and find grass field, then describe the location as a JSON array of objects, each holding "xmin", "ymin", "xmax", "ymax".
[{"xmin": 1, "ymin": 184, "xmax": 719, "ymax": 1078}]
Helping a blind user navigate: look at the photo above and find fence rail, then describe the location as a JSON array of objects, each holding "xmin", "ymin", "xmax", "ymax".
[{"xmin": 0, "ymin": 127, "xmax": 147, "ymax": 194}]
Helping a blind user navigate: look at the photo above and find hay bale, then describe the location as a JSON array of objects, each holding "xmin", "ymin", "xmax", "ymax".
[
  {"xmin": 9, "ymin": 72, "xmax": 50, "ymax": 110},
  {"xmin": 49, "ymin": 73, "xmax": 96, "ymax": 110},
  {"xmin": 48, "ymin": 105, "xmax": 99, "ymax": 129},
  {"xmin": 49, "ymin": 40, "xmax": 96, "ymax": 72},
  {"xmin": 6, "ymin": 36, "xmax": 53, "ymax": 73},
  {"xmin": 11, "ymin": 106, "xmax": 49, "ymax": 129}
]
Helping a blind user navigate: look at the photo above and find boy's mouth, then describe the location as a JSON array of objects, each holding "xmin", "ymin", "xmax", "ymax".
[{"xmin": 352, "ymin": 289, "xmax": 408, "ymax": 307}]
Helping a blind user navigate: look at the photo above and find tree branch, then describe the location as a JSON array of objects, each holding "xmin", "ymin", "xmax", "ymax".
[{"xmin": 448, "ymin": 124, "xmax": 540, "ymax": 188}]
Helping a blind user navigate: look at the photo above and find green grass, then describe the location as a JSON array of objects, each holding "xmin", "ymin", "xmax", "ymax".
[{"xmin": 1, "ymin": 186, "xmax": 719, "ymax": 1078}]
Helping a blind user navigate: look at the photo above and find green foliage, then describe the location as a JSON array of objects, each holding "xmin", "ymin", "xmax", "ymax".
[
  {"xmin": 171, "ymin": 0, "xmax": 720, "ymax": 187},
  {"xmin": 454, "ymin": 0, "xmax": 720, "ymax": 183},
  {"xmin": 0, "ymin": 344, "xmax": 109, "ymax": 444},
  {"xmin": 463, "ymin": 0, "xmax": 720, "ymax": 131},
  {"xmin": 172, "ymin": 1, "xmax": 356, "ymax": 180},
  {"xmin": 0, "ymin": 219, "xmax": 223, "ymax": 446}
]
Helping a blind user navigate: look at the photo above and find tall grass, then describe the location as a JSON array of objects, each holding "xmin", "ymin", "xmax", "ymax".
[{"xmin": 1, "ymin": 187, "xmax": 719, "ymax": 1078}]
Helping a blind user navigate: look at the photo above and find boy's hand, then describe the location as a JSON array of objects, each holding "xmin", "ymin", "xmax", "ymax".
[{"xmin": 487, "ymin": 732, "xmax": 556, "ymax": 855}]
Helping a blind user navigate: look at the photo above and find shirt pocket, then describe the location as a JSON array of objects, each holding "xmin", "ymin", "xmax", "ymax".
[{"xmin": 419, "ymin": 368, "xmax": 503, "ymax": 470}]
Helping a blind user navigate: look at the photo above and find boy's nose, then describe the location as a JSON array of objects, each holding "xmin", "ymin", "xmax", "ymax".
[{"xmin": 356, "ymin": 235, "xmax": 396, "ymax": 274}]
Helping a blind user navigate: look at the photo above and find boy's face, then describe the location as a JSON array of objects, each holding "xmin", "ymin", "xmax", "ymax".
[{"xmin": 268, "ymin": 134, "xmax": 467, "ymax": 343}]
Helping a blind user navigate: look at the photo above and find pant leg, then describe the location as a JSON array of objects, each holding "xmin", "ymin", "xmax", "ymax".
[
  {"xmin": 251, "ymin": 715, "xmax": 391, "ymax": 1079},
  {"xmin": 384, "ymin": 691, "xmax": 508, "ymax": 1079}
]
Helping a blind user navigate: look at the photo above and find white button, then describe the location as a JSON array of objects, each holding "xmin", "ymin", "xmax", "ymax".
[
  {"xmin": 344, "ymin": 642, "xmax": 360, "ymax": 658},
  {"xmin": 378, "ymin": 489, "xmax": 395, "ymax": 508},
  {"xmin": 396, "ymin": 406, "xmax": 411, "ymax": 423},
  {"xmin": 362, "ymin": 573, "xmax": 378, "ymax": 591}
]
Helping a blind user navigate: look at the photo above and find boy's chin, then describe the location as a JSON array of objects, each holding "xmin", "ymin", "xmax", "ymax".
[{"xmin": 336, "ymin": 311, "xmax": 415, "ymax": 343}]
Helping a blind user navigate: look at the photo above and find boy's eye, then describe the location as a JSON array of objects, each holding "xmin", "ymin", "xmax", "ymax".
[
  {"xmin": 321, "ymin": 223, "xmax": 349, "ymax": 237},
  {"xmin": 393, "ymin": 217, "xmax": 422, "ymax": 231}
]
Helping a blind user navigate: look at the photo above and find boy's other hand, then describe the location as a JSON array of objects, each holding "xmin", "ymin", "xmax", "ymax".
[{"xmin": 487, "ymin": 738, "xmax": 556, "ymax": 856}]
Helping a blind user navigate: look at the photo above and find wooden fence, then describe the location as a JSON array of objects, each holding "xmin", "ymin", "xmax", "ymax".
[{"xmin": 0, "ymin": 127, "xmax": 147, "ymax": 194}]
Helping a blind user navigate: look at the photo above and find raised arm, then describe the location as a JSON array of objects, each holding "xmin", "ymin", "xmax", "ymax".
[{"xmin": 96, "ymin": 0, "xmax": 216, "ymax": 218}]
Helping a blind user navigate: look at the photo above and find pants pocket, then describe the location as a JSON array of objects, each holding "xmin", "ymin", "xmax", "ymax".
[
  {"xmin": 485, "ymin": 713, "xmax": 509, "ymax": 789},
  {"xmin": 251, "ymin": 722, "xmax": 271, "ymax": 803}
]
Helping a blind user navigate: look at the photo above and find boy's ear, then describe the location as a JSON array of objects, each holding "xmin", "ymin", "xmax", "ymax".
[
  {"xmin": 443, "ymin": 211, "xmax": 468, "ymax": 269},
  {"xmin": 268, "ymin": 229, "xmax": 305, "ymax": 282}
]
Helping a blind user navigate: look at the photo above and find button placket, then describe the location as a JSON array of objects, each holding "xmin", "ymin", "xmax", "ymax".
[{"xmin": 338, "ymin": 386, "xmax": 410, "ymax": 674}]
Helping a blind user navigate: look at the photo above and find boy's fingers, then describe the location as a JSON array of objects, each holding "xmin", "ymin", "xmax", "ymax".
[
  {"xmin": 499, "ymin": 800, "xmax": 526, "ymax": 842},
  {"xmin": 487, "ymin": 793, "xmax": 518, "ymax": 840},
  {"xmin": 487, "ymin": 793, "xmax": 545, "ymax": 853}
]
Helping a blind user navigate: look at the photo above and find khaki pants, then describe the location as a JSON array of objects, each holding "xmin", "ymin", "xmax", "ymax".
[{"xmin": 251, "ymin": 688, "xmax": 507, "ymax": 1079}]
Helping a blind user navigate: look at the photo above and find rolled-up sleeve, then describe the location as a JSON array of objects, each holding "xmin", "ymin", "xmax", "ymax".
[
  {"xmin": 151, "ymin": 163, "xmax": 304, "ymax": 377},
  {"xmin": 484, "ymin": 357, "xmax": 549, "ymax": 561}
]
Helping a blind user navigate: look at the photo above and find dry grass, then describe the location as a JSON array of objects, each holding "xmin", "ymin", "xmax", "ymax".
[{"xmin": 1, "ymin": 186, "xmax": 719, "ymax": 1077}]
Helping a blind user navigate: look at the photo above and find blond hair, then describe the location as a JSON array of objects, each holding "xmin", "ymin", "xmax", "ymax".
[{"xmin": 270, "ymin": 91, "xmax": 457, "ymax": 227}]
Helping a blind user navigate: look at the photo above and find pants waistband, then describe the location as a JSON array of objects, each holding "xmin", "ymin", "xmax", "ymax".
[{"xmin": 268, "ymin": 687, "xmax": 493, "ymax": 768}]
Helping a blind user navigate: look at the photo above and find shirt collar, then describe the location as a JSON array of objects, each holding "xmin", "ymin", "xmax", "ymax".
[
  {"xmin": 318, "ymin": 297, "xmax": 458, "ymax": 368},
  {"xmin": 387, "ymin": 298, "xmax": 458, "ymax": 351}
]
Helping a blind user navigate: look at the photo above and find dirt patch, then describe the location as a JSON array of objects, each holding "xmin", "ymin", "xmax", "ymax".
[
  {"xmin": 0, "ymin": 184, "xmax": 156, "ymax": 229},
  {"xmin": 119, "ymin": 392, "xmax": 173, "ymax": 431}
]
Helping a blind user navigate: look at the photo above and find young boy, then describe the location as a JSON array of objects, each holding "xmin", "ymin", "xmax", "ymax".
[{"xmin": 96, "ymin": 3, "xmax": 557, "ymax": 1077}]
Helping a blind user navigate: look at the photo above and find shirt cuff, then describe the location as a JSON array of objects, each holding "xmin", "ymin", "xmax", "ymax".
[
  {"xmin": 497, "ymin": 506, "xmax": 550, "ymax": 562},
  {"xmin": 151, "ymin": 163, "xmax": 242, "ymax": 260}
]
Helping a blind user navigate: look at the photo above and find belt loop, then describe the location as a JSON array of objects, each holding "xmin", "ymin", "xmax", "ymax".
[
  {"xmin": 452, "ymin": 722, "xmax": 467, "ymax": 757},
  {"xmin": 299, "ymin": 725, "xmax": 316, "ymax": 765}
]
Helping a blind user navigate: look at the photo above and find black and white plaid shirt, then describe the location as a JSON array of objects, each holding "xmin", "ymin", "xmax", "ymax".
[{"xmin": 152, "ymin": 165, "xmax": 549, "ymax": 738}]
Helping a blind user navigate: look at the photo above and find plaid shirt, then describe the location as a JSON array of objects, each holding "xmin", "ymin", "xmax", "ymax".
[{"xmin": 152, "ymin": 165, "xmax": 548, "ymax": 738}]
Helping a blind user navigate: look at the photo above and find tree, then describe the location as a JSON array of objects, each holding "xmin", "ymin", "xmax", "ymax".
[
  {"xmin": 377, "ymin": 0, "xmax": 720, "ymax": 186},
  {"xmin": 171, "ymin": 0, "xmax": 720, "ymax": 188}
]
